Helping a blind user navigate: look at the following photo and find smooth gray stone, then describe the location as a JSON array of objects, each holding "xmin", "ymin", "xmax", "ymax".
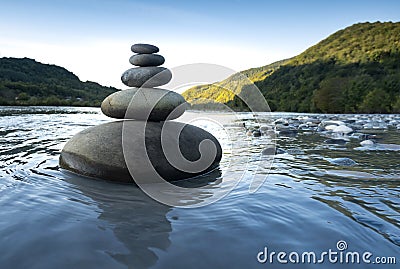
[
  {"xmin": 131, "ymin": 44, "xmax": 159, "ymax": 54},
  {"xmin": 59, "ymin": 121, "xmax": 222, "ymax": 183},
  {"xmin": 101, "ymin": 88, "xmax": 188, "ymax": 121},
  {"xmin": 324, "ymin": 138, "xmax": 348, "ymax": 145},
  {"xmin": 261, "ymin": 146, "xmax": 285, "ymax": 155},
  {"xmin": 326, "ymin": 157, "xmax": 357, "ymax": 166},
  {"xmin": 252, "ymin": 130, "xmax": 261, "ymax": 137},
  {"xmin": 121, "ymin": 67, "xmax": 172, "ymax": 87},
  {"xmin": 278, "ymin": 129, "xmax": 298, "ymax": 137},
  {"xmin": 129, "ymin": 54, "xmax": 165, "ymax": 67}
]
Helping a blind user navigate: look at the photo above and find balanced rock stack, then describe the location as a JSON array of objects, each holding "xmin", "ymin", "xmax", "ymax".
[
  {"xmin": 60, "ymin": 43, "xmax": 222, "ymax": 183},
  {"xmin": 101, "ymin": 43, "xmax": 186, "ymax": 121}
]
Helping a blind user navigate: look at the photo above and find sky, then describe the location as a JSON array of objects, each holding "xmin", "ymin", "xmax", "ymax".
[{"xmin": 1, "ymin": 0, "xmax": 400, "ymax": 88}]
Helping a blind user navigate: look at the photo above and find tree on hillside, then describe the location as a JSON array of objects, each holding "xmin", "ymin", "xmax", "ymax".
[
  {"xmin": 313, "ymin": 77, "xmax": 348, "ymax": 113},
  {"xmin": 359, "ymin": 88, "xmax": 390, "ymax": 113}
]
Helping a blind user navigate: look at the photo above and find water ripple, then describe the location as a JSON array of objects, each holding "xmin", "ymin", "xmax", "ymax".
[{"xmin": 0, "ymin": 107, "xmax": 399, "ymax": 268}]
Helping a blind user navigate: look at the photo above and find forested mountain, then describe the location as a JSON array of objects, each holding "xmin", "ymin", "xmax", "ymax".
[
  {"xmin": 182, "ymin": 22, "xmax": 400, "ymax": 113},
  {"xmin": 0, "ymin": 57, "xmax": 118, "ymax": 106}
]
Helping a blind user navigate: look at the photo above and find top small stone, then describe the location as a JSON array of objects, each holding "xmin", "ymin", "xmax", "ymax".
[{"xmin": 131, "ymin": 43, "xmax": 159, "ymax": 54}]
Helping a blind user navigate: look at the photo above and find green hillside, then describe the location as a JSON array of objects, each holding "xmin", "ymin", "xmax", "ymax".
[
  {"xmin": 0, "ymin": 57, "xmax": 119, "ymax": 106},
  {"xmin": 183, "ymin": 22, "xmax": 400, "ymax": 113}
]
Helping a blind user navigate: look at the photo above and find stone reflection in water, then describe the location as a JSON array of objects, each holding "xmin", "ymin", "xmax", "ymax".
[
  {"xmin": 63, "ymin": 174, "xmax": 170, "ymax": 268},
  {"xmin": 100, "ymin": 190, "xmax": 170, "ymax": 268},
  {"xmin": 63, "ymin": 169, "xmax": 222, "ymax": 268}
]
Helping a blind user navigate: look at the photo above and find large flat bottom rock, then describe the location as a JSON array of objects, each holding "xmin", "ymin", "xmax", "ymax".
[{"xmin": 60, "ymin": 120, "xmax": 222, "ymax": 183}]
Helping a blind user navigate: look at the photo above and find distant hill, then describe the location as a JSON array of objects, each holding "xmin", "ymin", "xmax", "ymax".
[
  {"xmin": 182, "ymin": 22, "xmax": 400, "ymax": 113},
  {"xmin": 0, "ymin": 57, "xmax": 119, "ymax": 106}
]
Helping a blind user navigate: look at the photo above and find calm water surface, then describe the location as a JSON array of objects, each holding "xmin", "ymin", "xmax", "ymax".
[{"xmin": 0, "ymin": 106, "xmax": 399, "ymax": 268}]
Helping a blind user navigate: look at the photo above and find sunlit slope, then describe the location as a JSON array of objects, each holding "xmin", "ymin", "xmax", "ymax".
[{"xmin": 183, "ymin": 22, "xmax": 400, "ymax": 113}]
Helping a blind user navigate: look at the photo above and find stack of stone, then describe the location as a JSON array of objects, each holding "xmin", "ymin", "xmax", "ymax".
[
  {"xmin": 101, "ymin": 43, "xmax": 186, "ymax": 121},
  {"xmin": 60, "ymin": 43, "xmax": 222, "ymax": 183}
]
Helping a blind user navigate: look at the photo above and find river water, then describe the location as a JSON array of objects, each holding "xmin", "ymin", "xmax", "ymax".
[{"xmin": 0, "ymin": 106, "xmax": 399, "ymax": 268}]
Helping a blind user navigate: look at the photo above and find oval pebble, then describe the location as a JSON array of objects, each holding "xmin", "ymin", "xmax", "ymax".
[
  {"xmin": 101, "ymin": 88, "xmax": 188, "ymax": 121},
  {"xmin": 131, "ymin": 43, "xmax": 159, "ymax": 54},
  {"xmin": 121, "ymin": 67, "xmax": 172, "ymax": 87},
  {"xmin": 60, "ymin": 121, "xmax": 222, "ymax": 183},
  {"xmin": 129, "ymin": 54, "xmax": 165, "ymax": 67}
]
